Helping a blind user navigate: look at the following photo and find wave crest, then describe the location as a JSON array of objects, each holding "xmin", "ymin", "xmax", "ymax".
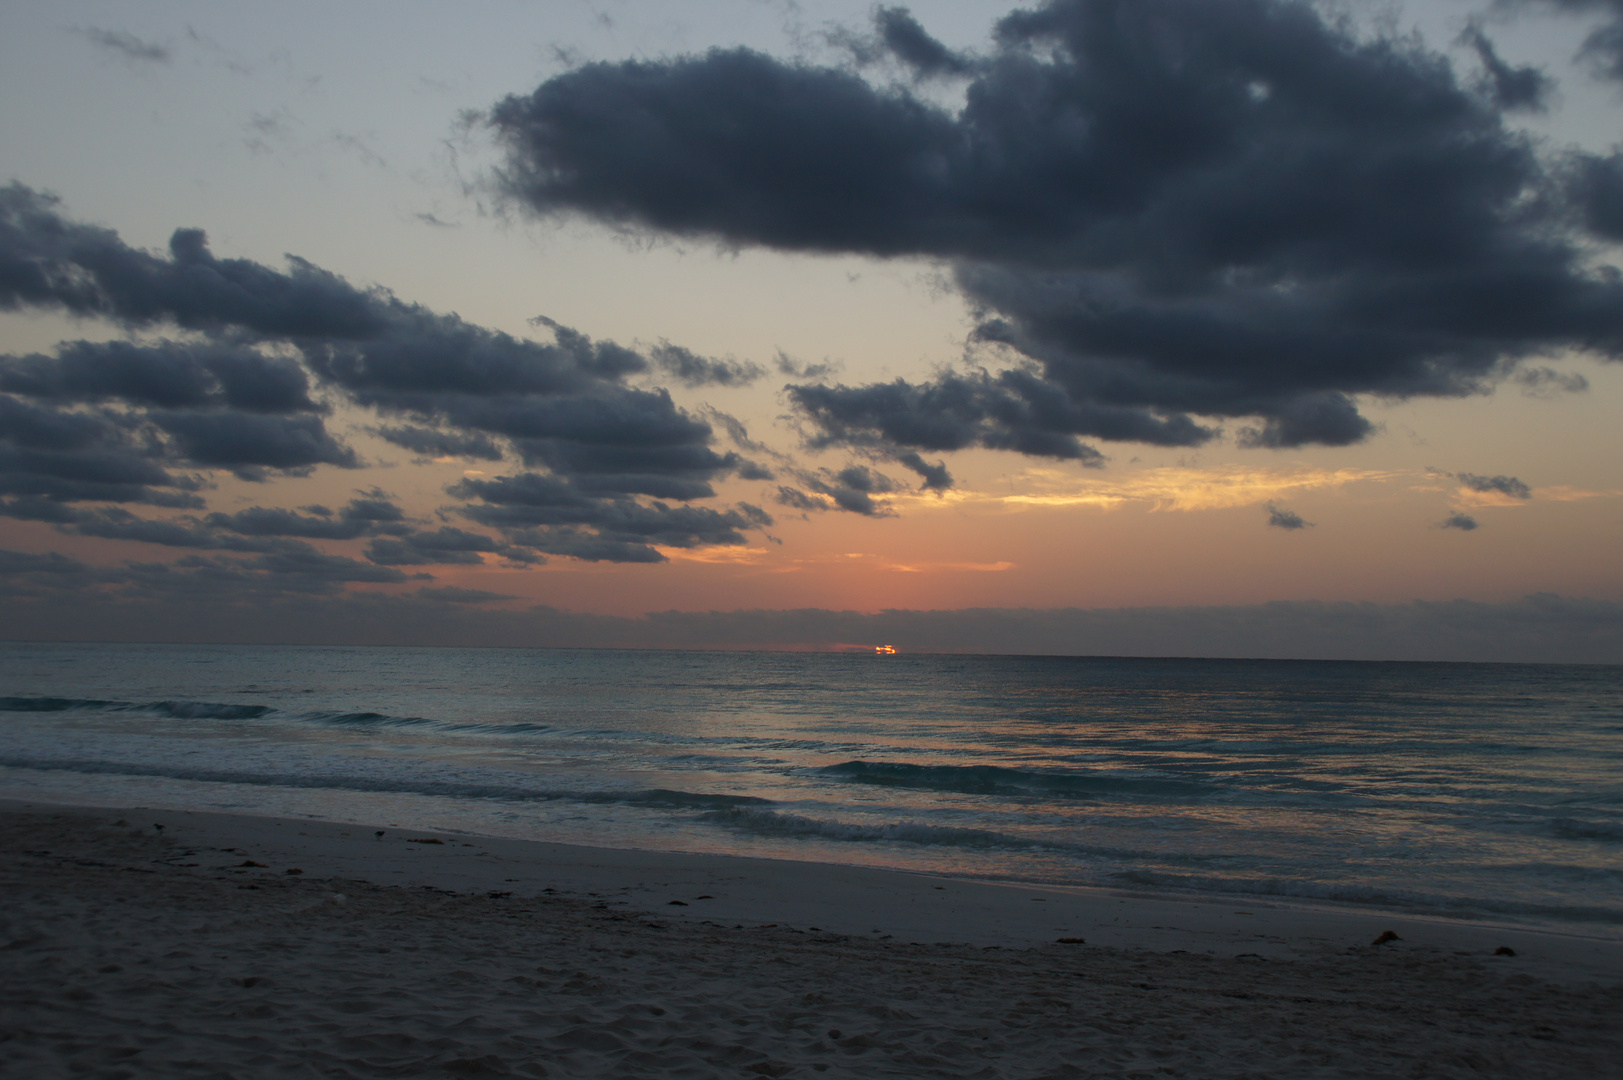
[{"xmin": 817, "ymin": 759, "xmax": 1214, "ymax": 800}]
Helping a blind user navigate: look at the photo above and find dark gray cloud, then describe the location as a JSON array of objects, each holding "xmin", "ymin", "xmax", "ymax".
[
  {"xmin": 3, "ymin": 451, "xmax": 538, "ymax": 582},
  {"xmin": 891, "ymin": 451, "xmax": 951, "ymax": 492},
  {"xmin": 490, "ymin": 0, "xmax": 1623, "ymax": 471},
  {"xmin": 1565, "ymin": 150, "xmax": 1623, "ymax": 241},
  {"xmin": 0, "ymin": 188, "xmax": 380, "ymax": 336},
  {"xmin": 701, "ymin": 408, "xmax": 785, "ymax": 482},
  {"xmin": 774, "ymin": 353, "xmax": 839, "ymax": 381},
  {"xmin": 649, "ymin": 342, "xmax": 764, "ymax": 387},
  {"xmin": 297, "ymin": 305, "xmax": 746, "ymax": 516},
  {"xmin": 0, "ymin": 183, "xmax": 769, "ymax": 562},
  {"xmin": 773, "ymin": 486, "xmax": 824, "ymax": 513},
  {"xmin": 232, "ymin": 546, "xmax": 413, "ymax": 587},
  {"xmin": 789, "ymin": 368, "xmax": 1192, "ymax": 472},
  {"xmin": 70, "ymin": 507, "xmax": 223, "ymax": 548},
  {"xmin": 0, "ymin": 340, "xmax": 320, "ymax": 413},
  {"xmin": 374, "ymin": 424, "xmax": 504, "ymax": 461},
  {"xmin": 873, "ymin": 7, "xmax": 976, "ymax": 79},
  {"xmin": 1460, "ymin": 24, "xmax": 1553, "ymax": 110},
  {"xmin": 104, "ymin": 550, "xmax": 417, "ymax": 596},
  {"xmin": 152, "ymin": 412, "xmax": 358, "ymax": 479},
  {"xmin": 48, "ymin": 491, "xmax": 542, "ymax": 573},
  {"xmin": 774, "ymin": 464, "xmax": 903, "ymax": 517},
  {"xmin": 0, "ymin": 525, "xmax": 411, "ymax": 598},
  {"xmin": 819, "ymin": 466, "xmax": 896, "ymax": 516},
  {"xmin": 364, "ymin": 526, "xmax": 538, "ymax": 567},
  {"xmin": 1442, "ymin": 512, "xmax": 1482, "ymax": 530},
  {"xmin": 1, "ymin": 337, "xmax": 354, "ymax": 493},
  {"xmin": 450, "ymin": 472, "xmax": 772, "ymax": 562},
  {"xmin": 1266, "ymin": 503, "xmax": 1312, "ymax": 530},
  {"xmin": 1456, "ymin": 472, "xmax": 1533, "ymax": 499},
  {"xmin": 0, "ymin": 393, "xmax": 206, "ymax": 508},
  {"xmin": 203, "ymin": 495, "xmax": 405, "ymax": 541},
  {"xmin": 74, "ymin": 27, "xmax": 170, "ymax": 64}
]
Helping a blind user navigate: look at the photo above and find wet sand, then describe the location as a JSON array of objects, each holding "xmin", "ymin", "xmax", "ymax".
[{"xmin": 3, "ymin": 799, "xmax": 1620, "ymax": 1078}]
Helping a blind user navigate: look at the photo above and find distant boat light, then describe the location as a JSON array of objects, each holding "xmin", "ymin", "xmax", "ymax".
[{"xmin": 874, "ymin": 645, "xmax": 897, "ymax": 655}]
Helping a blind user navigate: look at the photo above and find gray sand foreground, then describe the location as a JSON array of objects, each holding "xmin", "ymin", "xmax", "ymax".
[{"xmin": 2, "ymin": 801, "xmax": 1621, "ymax": 1079}]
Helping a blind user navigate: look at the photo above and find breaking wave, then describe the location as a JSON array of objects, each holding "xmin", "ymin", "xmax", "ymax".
[
  {"xmin": 0, "ymin": 756, "xmax": 768, "ymax": 812},
  {"xmin": 817, "ymin": 759, "xmax": 1218, "ymax": 799},
  {"xmin": 0, "ymin": 695, "xmax": 441, "ymax": 728},
  {"xmin": 0, "ymin": 696, "xmax": 273, "ymax": 720}
]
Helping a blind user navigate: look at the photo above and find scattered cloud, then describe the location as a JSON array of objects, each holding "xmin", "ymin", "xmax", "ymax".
[
  {"xmin": 412, "ymin": 212, "xmax": 460, "ymax": 229},
  {"xmin": 72, "ymin": 27, "xmax": 170, "ymax": 64},
  {"xmin": 331, "ymin": 131, "xmax": 387, "ymax": 169},
  {"xmin": 1441, "ymin": 512, "xmax": 1481, "ymax": 530},
  {"xmin": 1266, "ymin": 502, "xmax": 1312, "ymax": 530},
  {"xmin": 773, "ymin": 464, "xmax": 904, "ymax": 517},
  {"xmin": 1513, "ymin": 366, "xmax": 1589, "ymax": 397},
  {"xmin": 1455, "ymin": 471, "xmax": 1534, "ymax": 501},
  {"xmin": 774, "ymin": 353, "xmax": 839, "ymax": 381},
  {"xmin": 648, "ymin": 342, "xmax": 765, "ymax": 388}
]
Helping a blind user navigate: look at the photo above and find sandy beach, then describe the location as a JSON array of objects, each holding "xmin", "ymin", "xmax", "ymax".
[{"xmin": 3, "ymin": 799, "xmax": 1620, "ymax": 1079}]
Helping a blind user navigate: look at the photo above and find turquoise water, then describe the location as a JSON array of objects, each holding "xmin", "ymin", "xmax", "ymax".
[{"xmin": 1, "ymin": 642, "xmax": 1619, "ymax": 931}]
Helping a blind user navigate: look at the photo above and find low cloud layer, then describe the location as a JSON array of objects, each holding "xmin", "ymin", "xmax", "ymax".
[
  {"xmin": 1, "ymin": 574, "xmax": 1617, "ymax": 664},
  {"xmin": 491, "ymin": 0, "xmax": 1623, "ymax": 478},
  {"xmin": 0, "ymin": 183, "xmax": 772, "ymax": 572}
]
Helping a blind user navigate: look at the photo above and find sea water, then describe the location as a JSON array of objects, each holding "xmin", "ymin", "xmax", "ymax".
[{"xmin": 1, "ymin": 642, "xmax": 1619, "ymax": 932}]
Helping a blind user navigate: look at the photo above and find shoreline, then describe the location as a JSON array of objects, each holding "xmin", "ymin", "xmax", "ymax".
[
  {"xmin": 6, "ymin": 796, "xmax": 1620, "ymax": 986},
  {"xmin": 6, "ymin": 799, "xmax": 1622, "ymax": 1078}
]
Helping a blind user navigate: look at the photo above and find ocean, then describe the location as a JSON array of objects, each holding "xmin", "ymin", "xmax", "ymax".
[{"xmin": 2, "ymin": 642, "xmax": 1619, "ymax": 933}]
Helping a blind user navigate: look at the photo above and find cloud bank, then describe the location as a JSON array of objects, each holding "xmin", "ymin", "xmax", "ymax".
[
  {"xmin": 0, "ymin": 183, "xmax": 772, "ymax": 580},
  {"xmin": 0, "ymin": 575, "xmax": 1616, "ymax": 664},
  {"xmin": 490, "ymin": 0, "xmax": 1623, "ymax": 485}
]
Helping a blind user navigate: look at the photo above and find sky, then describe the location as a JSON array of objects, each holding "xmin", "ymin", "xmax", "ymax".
[{"xmin": 2, "ymin": 0, "xmax": 1622, "ymax": 660}]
